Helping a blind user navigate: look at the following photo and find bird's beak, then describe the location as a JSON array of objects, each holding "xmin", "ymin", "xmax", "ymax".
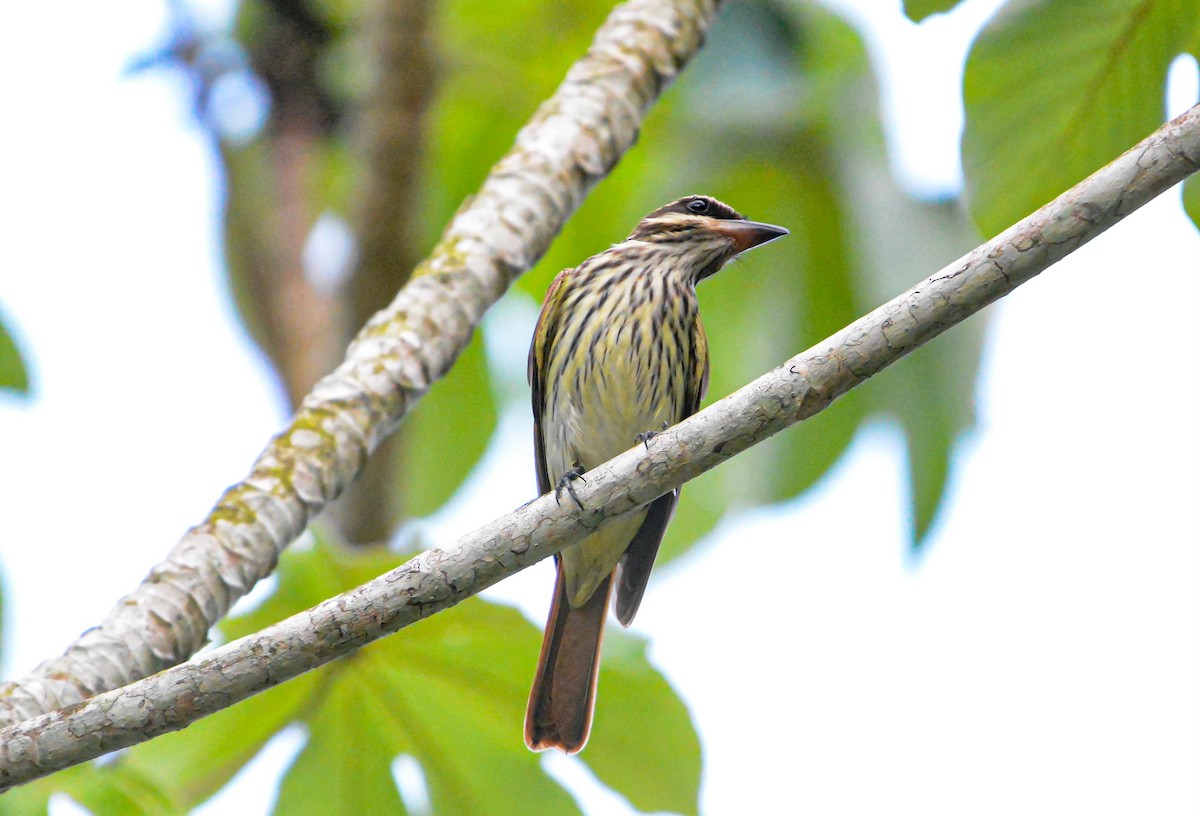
[{"xmin": 711, "ymin": 219, "xmax": 790, "ymax": 253}]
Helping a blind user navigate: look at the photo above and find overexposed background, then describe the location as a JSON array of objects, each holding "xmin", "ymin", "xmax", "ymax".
[{"xmin": 1, "ymin": 0, "xmax": 1197, "ymax": 813}]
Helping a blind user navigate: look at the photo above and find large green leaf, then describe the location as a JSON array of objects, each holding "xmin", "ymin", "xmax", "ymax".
[
  {"xmin": 698, "ymin": 146, "xmax": 864, "ymax": 508},
  {"xmin": 396, "ymin": 330, "xmax": 497, "ymax": 518},
  {"xmin": 220, "ymin": 140, "xmax": 282, "ymax": 359},
  {"xmin": 849, "ymin": 197, "xmax": 984, "ymax": 545},
  {"xmin": 963, "ymin": 0, "xmax": 1200, "ymax": 237},
  {"xmin": 423, "ymin": 0, "xmax": 614, "ymax": 249},
  {"xmin": 102, "ymin": 536, "xmax": 698, "ymax": 814},
  {"xmin": 58, "ymin": 766, "xmax": 178, "ymax": 816},
  {"xmin": 655, "ymin": 136, "xmax": 867, "ymax": 562},
  {"xmin": 0, "ymin": 763, "xmax": 177, "ymax": 816},
  {"xmin": 0, "ymin": 313, "xmax": 30, "ymax": 396},
  {"xmin": 585, "ymin": 631, "xmax": 702, "ymax": 816},
  {"xmin": 789, "ymin": 1, "xmax": 983, "ymax": 552},
  {"xmin": 116, "ymin": 650, "xmax": 321, "ymax": 807},
  {"xmin": 0, "ymin": 784, "xmax": 50, "ymax": 816},
  {"xmin": 273, "ymin": 676, "xmax": 409, "ymax": 816}
]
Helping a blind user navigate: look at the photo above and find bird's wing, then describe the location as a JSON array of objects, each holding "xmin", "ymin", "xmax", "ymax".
[
  {"xmin": 614, "ymin": 313, "xmax": 710, "ymax": 626},
  {"xmin": 529, "ymin": 267, "xmax": 573, "ymax": 496},
  {"xmin": 687, "ymin": 312, "xmax": 711, "ymax": 411},
  {"xmin": 613, "ymin": 490, "xmax": 677, "ymax": 626}
]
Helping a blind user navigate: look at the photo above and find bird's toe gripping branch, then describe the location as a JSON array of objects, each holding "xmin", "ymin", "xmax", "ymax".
[
  {"xmin": 554, "ymin": 464, "xmax": 587, "ymax": 510},
  {"xmin": 634, "ymin": 421, "xmax": 670, "ymax": 450}
]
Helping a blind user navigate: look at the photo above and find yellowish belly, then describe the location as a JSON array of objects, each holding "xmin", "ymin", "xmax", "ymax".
[{"xmin": 544, "ymin": 357, "xmax": 682, "ymax": 607}]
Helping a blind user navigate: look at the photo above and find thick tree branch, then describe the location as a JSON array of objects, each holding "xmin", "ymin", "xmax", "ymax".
[
  {"xmin": 0, "ymin": 0, "xmax": 723, "ymax": 726},
  {"xmin": 3, "ymin": 103, "xmax": 1196, "ymax": 789}
]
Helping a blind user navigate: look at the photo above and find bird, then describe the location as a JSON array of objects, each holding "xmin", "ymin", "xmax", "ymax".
[{"xmin": 524, "ymin": 194, "xmax": 788, "ymax": 753}]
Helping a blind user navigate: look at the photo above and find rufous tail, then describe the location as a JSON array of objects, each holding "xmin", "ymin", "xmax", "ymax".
[{"xmin": 524, "ymin": 563, "xmax": 612, "ymax": 753}]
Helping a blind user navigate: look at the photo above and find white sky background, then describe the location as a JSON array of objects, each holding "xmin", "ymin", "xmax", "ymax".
[{"xmin": 1, "ymin": 1, "xmax": 1197, "ymax": 814}]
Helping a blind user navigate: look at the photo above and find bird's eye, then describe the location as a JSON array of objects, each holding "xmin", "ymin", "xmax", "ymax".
[{"xmin": 687, "ymin": 198, "xmax": 709, "ymax": 214}]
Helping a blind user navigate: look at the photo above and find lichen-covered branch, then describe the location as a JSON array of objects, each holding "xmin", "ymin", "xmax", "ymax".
[
  {"xmin": 0, "ymin": 0, "xmax": 724, "ymax": 727},
  {"xmin": 3, "ymin": 104, "xmax": 1196, "ymax": 788}
]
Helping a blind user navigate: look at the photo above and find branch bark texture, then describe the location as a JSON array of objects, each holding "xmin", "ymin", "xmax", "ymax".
[
  {"xmin": 0, "ymin": 0, "xmax": 723, "ymax": 726},
  {"xmin": 3, "ymin": 103, "xmax": 1196, "ymax": 789}
]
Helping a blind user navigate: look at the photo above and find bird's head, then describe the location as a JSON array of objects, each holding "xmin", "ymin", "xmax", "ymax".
[{"xmin": 625, "ymin": 195, "xmax": 789, "ymax": 282}]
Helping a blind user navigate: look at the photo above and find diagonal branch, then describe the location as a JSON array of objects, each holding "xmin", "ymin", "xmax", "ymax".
[
  {"xmin": 0, "ymin": 0, "xmax": 724, "ymax": 727},
  {"xmin": 3, "ymin": 103, "xmax": 1196, "ymax": 789}
]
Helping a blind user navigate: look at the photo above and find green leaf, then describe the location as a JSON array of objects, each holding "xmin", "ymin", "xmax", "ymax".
[
  {"xmin": 220, "ymin": 140, "xmax": 277, "ymax": 359},
  {"xmin": 423, "ymin": 0, "xmax": 614, "ymax": 248},
  {"xmin": 699, "ymin": 144, "xmax": 864, "ymax": 508},
  {"xmin": 113, "ymin": 536, "xmax": 697, "ymax": 814},
  {"xmin": 871, "ymin": 198, "xmax": 983, "ymax": 548},
  {"xmin": 1184, "ymin": 173, "xmax": 1200, "ymax": 234},
  {"xmin": 845, "ymin": 194, "xmax": 983, "ymax": 549},
  {"xmin": 886, "ymin": 317, "xmax": 983, "ymax": 546},
  {"xmin": 0, "ymin": 313, "xmax": 30, "ymax": 396},
  {"xmin": 61, "ymin": 765, "xmax": 179, "ymax": 816},
  {"xmin": 117, "ymin": 659, "xmax": 321, "ymax": 807},
  {"xmin": 786, "ymin": 1, "xmax": 983, "ymax": 552},
  {"xmin": 109, "ymin": 536, "xmax": 374, "ymax": 810},
  {"xmin": 371, "ymin": 604, "xmax": 579, "ymax": 816},
  {"xmin": 657, "ymin": 470, "xmax": 728, "ymax": 565},
  {"xmin": 273, "ymin": 677, "xmax": 409, "ymax": 816},
  {"xmin": 584, "ymin": 631, "xmax": 702, "ymax": 816},
  {"xmin": 396, "ymin": 329, "xmax": 497, "ymax": 518},
  {"xmin": 902, "ymin": 0, "xmax": 965, "ymax": 22},
  {"xmin": 0, "ymin": 777, "xmax": 53, "ymax": 816},
  {"xmin": 0, "ymin": 764, "xmax": 177, "ymax": 816},
  {"xmin": 659, "ymin": 134, "xmax": 866, "ymax": 562},
  {"xmin": 963, "ymin": 0, "xmax": 1200, "ymax": 237}
]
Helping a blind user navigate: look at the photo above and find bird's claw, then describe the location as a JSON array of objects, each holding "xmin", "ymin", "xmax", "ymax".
[
  {"xmin": 554, "ymin": 464, "xmax": 587, "ymax": 510},
  {"xmin": 634, "ymin": 431, "xmax": 656, "ymax": 449},
  {"xmin": 635, "ymin": 421, "xmax": 670, "ymax": 450}
]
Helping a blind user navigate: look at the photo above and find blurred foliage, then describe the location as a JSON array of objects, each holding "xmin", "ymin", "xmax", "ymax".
[
  {"xmin": 0, "ymin": 763, "xmax": 176, "ymax": 816},
  {"xmin": 902, "ymin": 0, "xmax": 965, "ymax": 23},
  {"xmin": 397, "ymin": 333, "xmax": 498, "ymax": 518},
  {"xmin": 2, "ymin": 537, "xmax": 698, "ymax": 815},
  {"xmin": 1185, "ymin": 173, "xmax": 1200, "ymax": 228},
  {"xmin": 0, "ymin": 309, "xmax": 27, "ymax": 662},
  {"xmin": 216, "ymin": 0, "xmax": 498, "ymax": 541},
  {"xmin": 0, "ymin": 312, "xmax": 30, "ymax": 397},
  {"xmin": 12, "ymin": 0, "xmax": 1197, "ymax": 813},
  {"xmin": 962, "ymin": 0, "xmax": 1200, "ymax": 237}
]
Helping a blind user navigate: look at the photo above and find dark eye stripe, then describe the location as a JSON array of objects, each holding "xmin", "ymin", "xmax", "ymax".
[{"xmin": 630, "ymin": 196, "xmax": 746, "ymax": 238}]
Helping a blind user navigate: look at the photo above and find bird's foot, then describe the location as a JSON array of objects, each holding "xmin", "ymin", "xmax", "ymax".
[
  {"xmin": 554, "ymin": 464, "xmax": 587, "ymax": 509},
  {"xmin": 635, "ymin": 421, "xmax": 670, "ymax": 450}
]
